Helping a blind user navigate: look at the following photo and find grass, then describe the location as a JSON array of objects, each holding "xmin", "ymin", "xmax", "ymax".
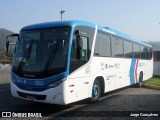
[{"xmin": 143, "ymin": 77, "xmax": 160, "ymax": 86}]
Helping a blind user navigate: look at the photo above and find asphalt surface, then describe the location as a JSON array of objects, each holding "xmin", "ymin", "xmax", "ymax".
[{"xmin": 0, "ymin": 65, "xmax": 160, "ymax": 120}]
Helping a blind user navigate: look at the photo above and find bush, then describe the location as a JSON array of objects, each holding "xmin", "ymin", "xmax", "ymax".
[
  {"xmin": 0, "ymin": 52, "xmax": 7, "ymax": 60},
  {"xmin": 0, "ymin": 48, "xmax": 7, "ymax": 60}
]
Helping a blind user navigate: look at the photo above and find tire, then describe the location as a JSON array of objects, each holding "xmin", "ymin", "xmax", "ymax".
[
  {"xmin": 138, "ymin": 72, "xmax": 143, "ymax": 88},
  {"xmin": 90, "ymin": 79, "xmax": 101, "ymax": 102}
]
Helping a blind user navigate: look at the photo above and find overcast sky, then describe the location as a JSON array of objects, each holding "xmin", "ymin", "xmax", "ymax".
[{"xmin": 0, "ymin": 0, "xmax": 160, "ymax": 42}]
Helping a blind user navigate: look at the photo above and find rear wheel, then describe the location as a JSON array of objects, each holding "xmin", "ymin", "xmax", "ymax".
[
  {"xmin": 138, "ymin": 72, "xmax": 143, "ymax": 88},
  {"xmin": 90, "ymin": 79, "xmax": 101, "ymax": 102}
]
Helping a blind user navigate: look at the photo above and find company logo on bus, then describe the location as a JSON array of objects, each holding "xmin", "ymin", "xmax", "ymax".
[
  {"xmin": 24, "ymin": 74, "xmax": 36, "ymax": 78},
  {"xmin": 101, "ymin": 63, "xmax": 120, "ymax": 70},
  {"xmin": 105, "ymin": 64, "xmax": 114, "ymax": 69},
  {"xmin": 16, "ymin": 79, "xmax": 24, "ymax": 84},
  {"xmin": 139, "ymin": 63, "xmax": 145, "ymax": 67}
]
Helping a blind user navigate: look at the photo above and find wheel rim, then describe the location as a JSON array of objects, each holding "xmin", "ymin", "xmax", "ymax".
[
  {"xmin": 139, "ymin": 74, "xmax": 143, "ymax": 87},
  {"xmin": 139, "ymin": 82, "xmax": 142, "ymax": 86},
  {"xmin": 93, "ymin": 84, "xmax": 99, "ymax": 98}
]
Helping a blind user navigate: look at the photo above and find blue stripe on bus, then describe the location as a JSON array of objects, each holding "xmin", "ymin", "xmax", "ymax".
[
  {"xmin": 11, "ymin": 72, "xmax": 68, "ymax": 87},
  {"xmin": 129, "ymin": 59, "xmax": 136, "ymax": 85}
]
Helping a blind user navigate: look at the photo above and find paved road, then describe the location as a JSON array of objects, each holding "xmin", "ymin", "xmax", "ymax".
[{"xmin": 0, "ymin": 66, "xmax": 160, "ymax": 120}]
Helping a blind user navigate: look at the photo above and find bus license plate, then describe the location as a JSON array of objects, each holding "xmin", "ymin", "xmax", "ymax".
[{"xmin": 27, "ymin": 95, "xmax": 36, "ymax": 100}]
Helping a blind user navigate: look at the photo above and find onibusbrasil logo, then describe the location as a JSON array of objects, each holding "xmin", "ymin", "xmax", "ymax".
[{"xmin": 1, "ymin": 112, "xmax": 42, "ymax": 118}]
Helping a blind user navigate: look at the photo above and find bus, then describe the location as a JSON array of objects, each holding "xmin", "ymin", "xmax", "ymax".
[
  {"xmin": 7, "ymin": 20, "xmax": 153, "ymax": 105},
  {"xmin": 150, "ymin": 42, "xmax": 160, "ymax": 76},
  {"xmin": 153, "ymin": 51, "xmax": 160, "ymax": 76}
]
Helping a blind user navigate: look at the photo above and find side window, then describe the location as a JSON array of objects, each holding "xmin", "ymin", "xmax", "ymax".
[
  {"xmin": 111, "ymin": 37, "xmax": 123, "ymax": 57},
  {"xmin": 149, "ymin": 48, "xmax": 152, "ymax": 60},
  {"xmin": 140, "ymin": 46, "xmax": 145, "ymax": 59},
  {"xmin": 145, "ymin": 47, "xmax": 150, "ymax": 60},
  {"xmin": 133, "ymin": 43, "xmax": 140, "ymax": 59},
  {"xmin": 79, "ymin": 36, "xmax": 89, "ymax": 60},
  {"xmin": 94, "ymin": 32, "xmax": 111, "ymax": 57},
  {"xmin": 124, "ymin": 40, "xmax": 133, "ymax": 58}
]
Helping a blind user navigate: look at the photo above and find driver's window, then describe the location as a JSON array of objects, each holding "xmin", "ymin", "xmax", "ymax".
[
  {"xmin": 70, "ymin": 35, "xmax": 89, "ymax": 73},
  {"xmin": 71, "ymin": 36, "xmax": 88, "ymax": 60},
  {"xmin": 80, "ymin": 36, "xmax": 88, "ymax": 60}
]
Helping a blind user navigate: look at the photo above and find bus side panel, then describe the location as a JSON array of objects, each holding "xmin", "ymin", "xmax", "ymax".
[
  {"xmin": 115, "ymin": 61, "xmax": 130, "ymax": 89},
  {"xmin": 90, "ymin": 57, "xmax": 144, "ymax": 92},
  {"xmin": 67, "ymin": 64, "xmax": 91, "ymax": 103},
  {"xmin": 90, "ymin": 57, "xmax": 153, "ymax": 94},
  {"xmin": 145, "ymin": 59, "xmax": 153, "ymax": 80},
  {"xmin": 90, "ymin": 57, "xmax": 132, "ymax": 93}
]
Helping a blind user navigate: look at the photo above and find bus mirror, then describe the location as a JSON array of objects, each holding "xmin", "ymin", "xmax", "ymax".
[
  {"xmin": 6, "ymin": 34, "xmax": 19, "ymax": 56},
  {"xmin": 74, "ymin": 30, "xmax": 83, "ymax": 48},
  {"xmin": 6, "ymin": 41, "xmax": 9, "ymax": 54},
  {"xmin": 74, "ymin": 30, "xmax": 80, "ymax": 36},
  {"xmin": 78, "ymin": 37, "xmax": 83, "ymax": 48}
]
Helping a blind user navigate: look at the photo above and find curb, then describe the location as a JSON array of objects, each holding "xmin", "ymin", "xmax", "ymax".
[{"xmin": 143, "ymin": 84, "xmax": 160, "ymax": 90}]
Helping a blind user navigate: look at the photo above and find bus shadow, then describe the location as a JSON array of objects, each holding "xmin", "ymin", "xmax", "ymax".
[
  {"xmin": 0, "ymin": 82, "xmax": 150, "ymax": 117},
  {"xmin": 0, "ymin": 83, "xmax": 72, "ymax": 116}
]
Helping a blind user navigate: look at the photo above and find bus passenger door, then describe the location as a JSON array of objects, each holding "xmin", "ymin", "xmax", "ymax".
[{"xmin": 68, "ymin": 26, "xmax": 95, "ymax": 101}]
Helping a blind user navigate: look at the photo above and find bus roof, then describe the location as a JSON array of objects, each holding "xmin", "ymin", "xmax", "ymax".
[
  {"xmin": 21, "ymin": 20, "xmax": 96, "ymax": 30},
  {"xmin": 21, "ymin": 20, "xmax": 152, "ymax": 48}
]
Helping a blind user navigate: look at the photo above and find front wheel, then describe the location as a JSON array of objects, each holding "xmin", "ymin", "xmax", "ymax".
[{"xmin": 90, "ymin": 79, "xmax": 101, "ymax": 102}]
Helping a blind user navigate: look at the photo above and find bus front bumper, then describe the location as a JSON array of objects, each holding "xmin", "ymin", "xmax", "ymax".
[{"xmin": 10, "ymin": 81, "xmax": 68, "ymax": 105}]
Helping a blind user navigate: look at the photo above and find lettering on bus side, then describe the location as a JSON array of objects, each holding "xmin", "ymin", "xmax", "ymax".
[
  {"xmin": 101, "ymin": 63, "xmax": 120, "ymax": 70},
  {"xmin": 115, "ymin": 63, "xmax": 120, "ymax": 68},
  {"xmin": 139, "ymin": 63, "xmax": 145, "ymax": 67},
  {"xmin": 106, "ymin": 75, "xmax": 116, "ymax": 79}
]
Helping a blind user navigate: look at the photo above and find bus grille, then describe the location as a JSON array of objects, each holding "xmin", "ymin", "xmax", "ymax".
[
  {"xmin": 17, "ymin": 91, "xmax": 46, "ymax": 100},
  {"xmin": 16, "ymin": 84, "xmax": 49, "ymax": 92}
]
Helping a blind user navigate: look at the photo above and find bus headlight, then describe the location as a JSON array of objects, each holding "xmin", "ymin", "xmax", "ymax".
[
  {"xmin": 11, "ymin": 77, "xmax": 16, "ymax": 84},
  {"xmin": 48, "ymin": 77, "xmax": 66, "ymax": 88}
]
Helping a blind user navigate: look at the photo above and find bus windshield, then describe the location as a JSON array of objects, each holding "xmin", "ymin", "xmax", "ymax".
[{"xmin": 12, "ymin": 27, "xmax": 71, "ymax": 78}]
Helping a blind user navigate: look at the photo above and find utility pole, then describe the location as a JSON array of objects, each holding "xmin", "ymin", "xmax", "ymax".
[{"xmin": 60, "ymin": 10, "xmax": 65, "ymax": 21}]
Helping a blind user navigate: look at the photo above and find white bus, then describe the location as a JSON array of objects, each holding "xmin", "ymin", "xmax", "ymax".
[
  {"xmin": 153, "ymin": 51, "xmax": 160, "ymax": 76},
  {"xmin": 7, "ymin": 21, "xmax": 153, "ymax": 105},
  {"xmin": 150, "ymin": 42, "xmax": 160, "ymax": 76}
]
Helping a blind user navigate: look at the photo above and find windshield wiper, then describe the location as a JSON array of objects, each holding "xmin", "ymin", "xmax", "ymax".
[
  {"xmin": 17, "ymin": 39, "xmax": 34, "ymax": 73},
  {"xmin": 44, "ymin": 41, "xmax": 58, "ymax": 74}
]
